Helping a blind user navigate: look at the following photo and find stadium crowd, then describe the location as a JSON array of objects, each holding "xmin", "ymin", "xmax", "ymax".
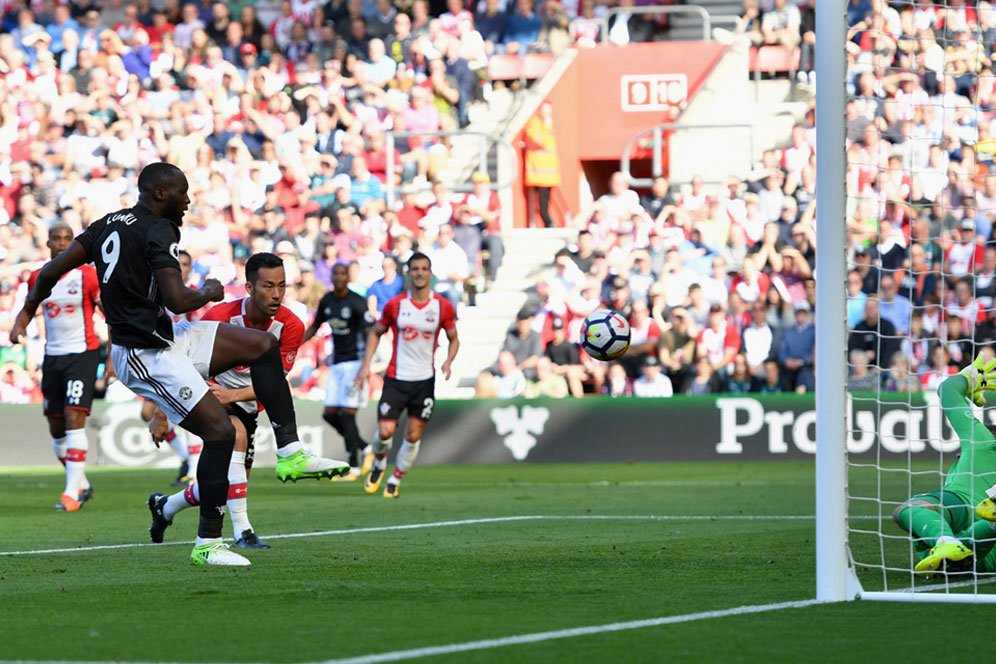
[
  {"xmin": 481, "ymin": 0, "xmax": 996, "ymax": 399},
  {"xmin": 4, "ymin": 0, "xmax": 994, "ymax": 402},
  {"xmin": 0, "ymin": 0, "xmax": 676, "ymax": 403}
]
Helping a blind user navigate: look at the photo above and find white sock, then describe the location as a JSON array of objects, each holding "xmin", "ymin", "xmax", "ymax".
[
  {"xmin": 227, "ymin": 451, "xmax": 252, "ymax": 537},
  {"xmin": 167, "ymin": 431, "xmax": 189, "ymax": 460},
  {"xmin": 276, "ymin": 441, "xmax": 303, "ymax": 457},
  {"xmin": 63, "ymin": 429, "xmax": 89, "ymax": 496},
  {"xmin": 52, "ymin": 436, "xmax": 67, "ymax": 464},
  {"xmin": 186, "ymin": 435, "xmax": 202, "ymax": 478},
  {"xmin": 163, "ymin": 483, "xmax": 199, "ymax": 520},
  {"xmin": 392, "ymin": 440, "xmax": 420, "ymax": 480},
  {"xmin": 371, "ymin": 434, "xmax": 393, "ymax": 457},
  {"xmin": 195, "ymin": 536, "xmax": 222, "ymax": 547}
]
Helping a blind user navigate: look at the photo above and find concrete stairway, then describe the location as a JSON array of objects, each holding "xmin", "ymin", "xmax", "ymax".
[
  {"xmin": 666, "ymin": 0, "xmax": 744, "ymax": 41},
  {"xmin": 436, "ymin": 227, "xmax": 576, "ymax": 398}
]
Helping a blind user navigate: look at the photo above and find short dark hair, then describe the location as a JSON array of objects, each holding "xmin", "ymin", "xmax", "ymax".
[
  {"xmin": 177, "ymin": 249, "xmax": 191, "ymax": 260},
  {"xmin": 332, "ymin": 262, "xmax": 348, "ymax": 274},
  {"xmin": 137, "ymin": 162, "xmax": 185, "ymax": 195},
  {"xmin": 246, "ymin": 252, "xmax": 284, "ymax": 285},
  {"xmin": 48, "ymin": 222, "xmax": 73, "ymax": 238},
  {"xmin": 407, "ymin": 251, "xmax": 431, "ymax": 269}
]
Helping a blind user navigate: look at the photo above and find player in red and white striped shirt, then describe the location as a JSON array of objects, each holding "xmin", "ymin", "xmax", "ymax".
[
  {"xmin": 28, "ymin": 223, "xmax": 102, "ymax": 512},
  {"xmin": 146, "ymin": 253, "xmax": 305, "ymax": 548},
  {"xmin": 355, "ymin": 252, "xmax": 460, "ymax": 498}
]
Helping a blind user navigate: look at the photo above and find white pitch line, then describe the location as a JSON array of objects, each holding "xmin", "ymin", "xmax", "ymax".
[
  {"xmin": 0, "ymin": 514, "xmax": 818, "ymax": 557},
  {"xmin": 1, "ymin": 580, "xmax": 993, "ymax": 664},
  {"xmin": 317, "ymin": 599, "xmax": 822, "ymax": 664}
]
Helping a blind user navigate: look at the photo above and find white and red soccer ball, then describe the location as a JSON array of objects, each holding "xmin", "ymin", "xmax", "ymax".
[{"xmin": 580, "ymin": 308, "xmax": 631, "ymax": 361}]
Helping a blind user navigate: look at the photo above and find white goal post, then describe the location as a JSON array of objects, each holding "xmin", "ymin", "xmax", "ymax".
[
  {"xmin": 814, "ymin": 0, "xmax": 851, "ymax": 603},
  {"xmin": 816, "ymin": 1, "xmax": 996, "ymax": 603}
]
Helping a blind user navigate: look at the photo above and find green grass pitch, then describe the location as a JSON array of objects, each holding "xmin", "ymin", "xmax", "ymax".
[{"xmin": 0, "ymin": 461, "xmax": 989, "ymax": 662}]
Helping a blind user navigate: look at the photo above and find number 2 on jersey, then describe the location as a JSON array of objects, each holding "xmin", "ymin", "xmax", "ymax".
[{"xmin": 100, "ymin": 231, "xmax": 120, "ymax": 284}]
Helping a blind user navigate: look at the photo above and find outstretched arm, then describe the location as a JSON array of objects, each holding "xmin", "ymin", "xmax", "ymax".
[
  {"xmin": 939, "ymin": 373, "xmax": 996, "ymax": 451},
  {"xmin": 10, "ymin": 241, "xmax": 88, "ymax": 344},
  {"xmin": 155, "ymin": 267, "xmax": 223, "ymax": 314}
]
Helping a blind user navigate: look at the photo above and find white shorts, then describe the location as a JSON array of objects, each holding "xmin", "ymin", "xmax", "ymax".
[
  {"xmin": 324, "ymin": 359, "xmax": 364, "ymax": 409},
  {"xmin": 111, "ymin": 321, "xmax": 220, "ymax": 425}
]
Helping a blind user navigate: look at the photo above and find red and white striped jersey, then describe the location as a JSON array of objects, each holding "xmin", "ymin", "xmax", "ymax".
[
  {"xmin": 28, "ymin": 266, "xmax": 100, "ymax": 356},
  {"xmin": 380, "ymin": 293, "xmax": 456, "ymax": 381},
  {"xmin": 200, "ymin": 298, "xmax": 304, "ymax": 413}
]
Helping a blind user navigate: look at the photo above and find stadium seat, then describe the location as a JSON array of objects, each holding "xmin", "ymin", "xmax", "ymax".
[
  {"xmin": 749, "ymin": 45, "xmax": 801, "ymax": 79},
  {"xmin": 487, "ymin": 55, "xmax": 524, "ymax": 82},
  {"xmin": 522, "ymin": 53, "xmax": 555, "ymax": 80}
]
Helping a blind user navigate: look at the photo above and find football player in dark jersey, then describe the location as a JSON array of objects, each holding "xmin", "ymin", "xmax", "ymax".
[{"xmin": 11, "ymin": 163, "xmax": 349, "ymax": 566}]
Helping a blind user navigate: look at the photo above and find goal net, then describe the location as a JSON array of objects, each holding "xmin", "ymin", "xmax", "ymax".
[{"xmin": 822, "ymin": 1, "xmax": 996, "ymax": 601}]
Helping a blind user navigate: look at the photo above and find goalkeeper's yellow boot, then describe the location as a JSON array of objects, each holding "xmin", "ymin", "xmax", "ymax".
[{"xmin": 915, "ymin": 540, "xmax": 973, "ymax": 578}]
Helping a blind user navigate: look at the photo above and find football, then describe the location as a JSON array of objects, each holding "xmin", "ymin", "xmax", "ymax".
[{"xmin": 580, "ymin": 308, "xmax": 631, "ymax": 361}]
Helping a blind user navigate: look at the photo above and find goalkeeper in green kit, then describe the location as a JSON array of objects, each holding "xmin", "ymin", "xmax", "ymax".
[{"xmin": 894, "ymin": 354, "xmax": 996, "ymax": 576}]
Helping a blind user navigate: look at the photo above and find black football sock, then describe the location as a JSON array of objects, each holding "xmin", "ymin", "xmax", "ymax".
[
  {"xmin": 250, "ymin": 346, "xmax": 299, "ymax": 448},
  {"xmin": 339, "ymin": 413, "xmax": 364, "ymax": 467},
  {"xmin": 322, "ymin": 410, "xmax": 345, "ymax": 436},
  {"xmin": 196, "ymin": 439, "xmax": 234, "ymax": 539}
]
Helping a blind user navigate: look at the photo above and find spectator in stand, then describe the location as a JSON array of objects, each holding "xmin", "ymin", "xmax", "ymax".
[
  {"xmin": 349, "ymin": 156, "xmax": 386, "ymax": 209},
  {"xmin": 545, "ymin": 316, "xmax": 584, "ymax": 398},
  {"xmin": 479, "ymin": 309, "xmax": 543, "ymax": 393},
  {"xmin": 461, "ymin": 171, "xmax": 504, "ymax": 282},
  {"xmin": 697, "ymin": 304, "xmax": 741, "ymax": 380},
  {"xmin": 0, "ymin": 363, "xmax": 37, "ymax": 404},
  {"xmin": 878, "ymin": 273, "xmax": 913, "ymax": 334},
  {"xmin": 945, "ymin": 316, "xmax": 974, "ymax": 368},
  {"xmin": 365, "ymin": 38, "xmax": 396, "ymax": 86},
  {"xmin": 724, "ymin": 354, "xmax": 753, "ymax": 394},
  {"xmin": 621, "ymin": 299, "xmax": 660, "ymax": 377},
  {"xmin": 426, "ymin": 224, "xmax": 470, "ymax": 309},
  {"xmin": 598, "ymin": 171, "xmax": 641, "ymax": 225},
  {"xmin": 778, "ymin": 301, "xmax": 816, "ymax": 393},
  {"xmin": 494, "ymin": 350, "xmax": 527, "ymax": 399},
  {"xmin": 658, "ymin": 307, "xmax": 695, "ymax": 389},
  {"xmin": 742, "ymin": 300, "xmax": 778, "ymax": 382},
  {"xmin": 948, "ymin": 277, "xmax": 983, "ymax": 334},
  {"xmin": 451, "ymin": 207, "xmax": 482, "ymax": 303},
  {"xmin": 368, "ymin": 0, "xmax": 398, "ymax": 40},
  {"xmin": 641, "ymin": 176, "xmax": 676, "ymax": 221},
  {"xmin": 387, "ymin": 12, "xmax": 414, "ymax": 64},
  {"xmin": 603, "ymin": 363, "xmax": 632, "ymax": 398},
  {"xmin": 476, "ymin": 0, "xmax": 509, "ymax": 55},
  {"xmin": 173, "ymin": 2, "xmax": 204, "ymax": 50},
  {"xmin": 367, "ymin": 253, "xmax": 405, "ymax": 314},
  {"xmin": 886, "ymin": 352, "xmax": 921, "ymax": 393},
  {"xmin": 683, "ymin": 356, "xmax": 720, "ymax": 395},
  {"xmin": 847, "ymin": 269, "xmax": 869, "ymax": 329},
  {"xmin": 570, "ymin": 230, "xmax": 597, "ymax": 275},
  {"xmin": 502, "ymin": 0, "xmax": 541, "ymax": 54},
  {"xmin": 921, "ymin": 344, "xmax": 956, "ymax": 392},
  {"xmin": 849, "ymin": 299, "xmax": 900, "ymax": 370},
  {"xmin": 632, "ymin": 355, "xmax": 673, "ymax": 398},
  {"xmin": 848, "ymin": 349, "xmax": 882, "ymax": 392},
  {"xmin": 756, "ymin": 359, "xmax": 783, "ymax": 394},
  {"xmin": 526, "ymin": 357, "xmax": 569, "ymax": 399},
  {"xmin": 523, "ymin": 103, "xmax": 561, "ymax": 228},
  {"xmin": 946, "ymin": 218, "xmax": 985, "ymax": 278}
]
